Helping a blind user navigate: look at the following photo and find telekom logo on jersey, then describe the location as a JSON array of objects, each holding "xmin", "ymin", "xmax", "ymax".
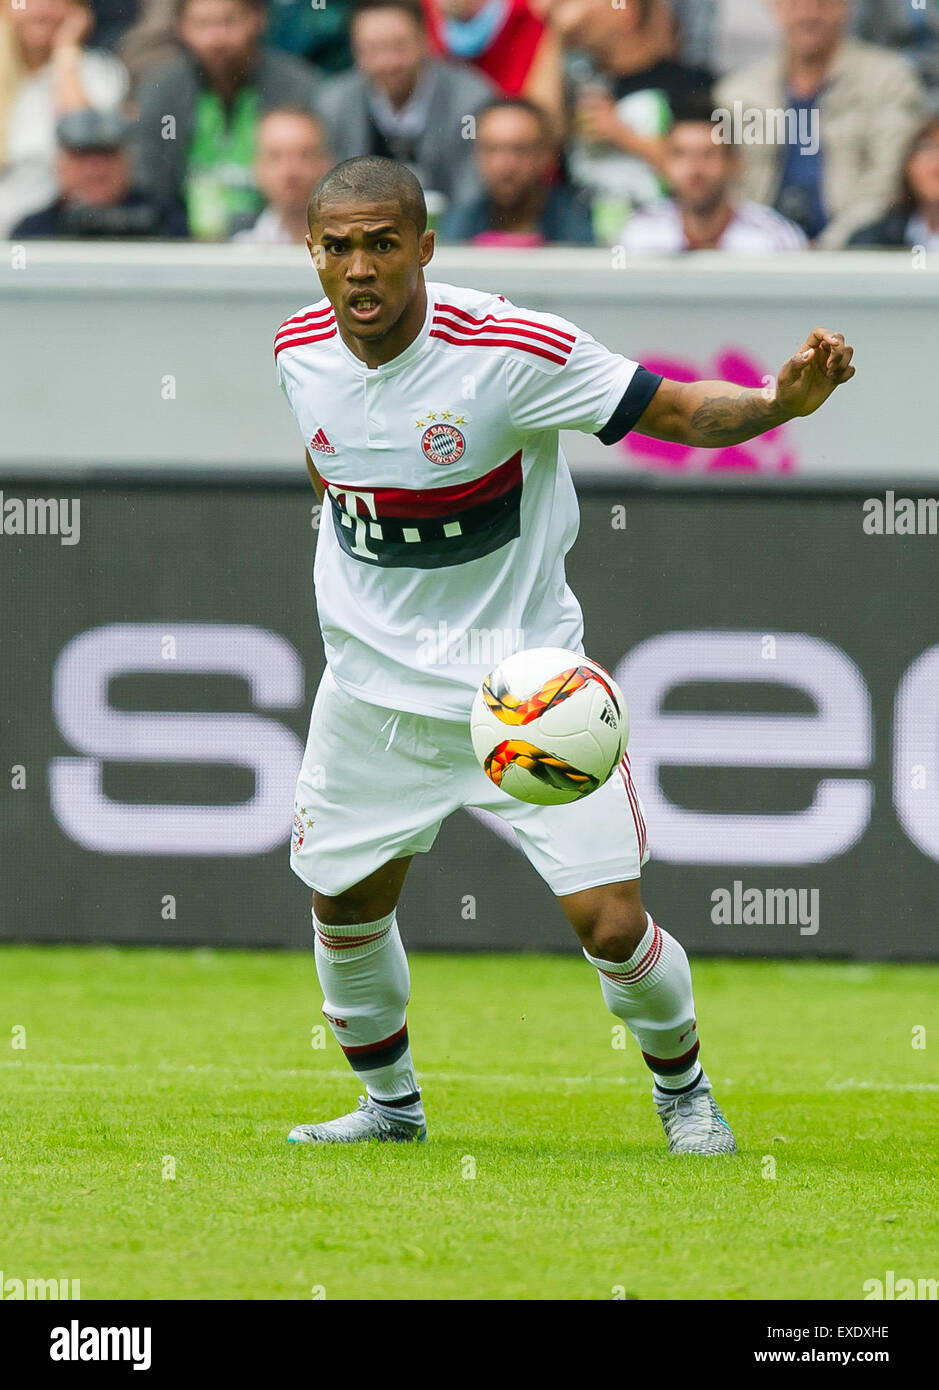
[
  {"xmin": 328, "ymin": 485, "xmax": 380, "ymax": 558},
  {"xmin": 48, "ymin": 625, "xmax": 939, "ymax": 866}
]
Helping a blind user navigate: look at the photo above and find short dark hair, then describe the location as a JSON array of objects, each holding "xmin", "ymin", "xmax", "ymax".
[
  {"xmin": 477, "ymin": 96, "xmax": 553, "ymax": 146},
  {"xmin": 668, "ymin": 92, "xmax": 737, "ymax": 152},
  {"xmin": 307, "ymin": 156, "xmax": 427, "ymax": 235},
  {"xmin": 669, "ymin": 93, "xmax": 719, "ymax": 130},
  {"xmin": 350, "ymin": 0, "xmax": 424, "ymax": 29}
]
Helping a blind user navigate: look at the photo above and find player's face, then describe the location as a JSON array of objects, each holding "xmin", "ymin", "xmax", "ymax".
[
  {"xmin": 665, "ymin": 124, "xmax": 736, "ymax": 214},
  {"xmin": 307, "ymin": 200, "xmax": 435, "ymax": 349}
]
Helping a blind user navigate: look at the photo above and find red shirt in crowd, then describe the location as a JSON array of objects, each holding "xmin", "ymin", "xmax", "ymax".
[{"xmin": 421, "ymin": 0, "xmax": 546, "ymax": 97}]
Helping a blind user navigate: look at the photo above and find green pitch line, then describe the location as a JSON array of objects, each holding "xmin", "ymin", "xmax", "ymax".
[{"xmin": 1, "ymin": 946, "xmax": 936, "ymax": 1301}]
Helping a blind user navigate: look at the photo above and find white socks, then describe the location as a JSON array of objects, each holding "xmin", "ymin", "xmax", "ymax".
[
  {"xmin": 313, "ymin": 906, "xmax": 702, "ymax": 1113},
  {"xmin": 313, "ymin": 909, "xmax": 421, "ymax": 1107},
  {"xmin": 583, "ymin": 913, "xmax": 707, "ymax": 1100}
]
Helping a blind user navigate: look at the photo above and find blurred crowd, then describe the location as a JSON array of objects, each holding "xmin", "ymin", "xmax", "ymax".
[{"xmin": 1, "ymin": 0, "xmax": 937, "ymax": 252}]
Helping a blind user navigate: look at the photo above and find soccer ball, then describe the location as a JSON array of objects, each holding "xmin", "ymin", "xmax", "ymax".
[{"xmin": 470, "ymin": 647, "xmax": 629, "ymax": 805}]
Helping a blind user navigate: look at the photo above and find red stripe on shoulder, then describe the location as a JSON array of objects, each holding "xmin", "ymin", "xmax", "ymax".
[
  {"xmin": 276, "ymin": 304, "xmax": 334, "ymax": 335},
  {"xmin": 274, "ymin": 305, "xmax": 335, "ymax": 356},
  {"xmin": 429, "ymin": 327, "xmax": 567, "ymax": 366},
  {"xmin": 432, "ymin": 313, "xmax": 575, "ymax": 358},
  {"xmin": 434, "ymin": 301, "xmax": 576, "ymax": 345},
  {"xmin": 274, "ymin": 326, "xmax": 337, "ymax": 359}
]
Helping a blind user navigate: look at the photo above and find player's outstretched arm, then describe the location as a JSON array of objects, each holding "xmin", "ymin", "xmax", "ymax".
[{"xmin": 633, "ymin": 328, "xmax": 856, "ymax": 447}]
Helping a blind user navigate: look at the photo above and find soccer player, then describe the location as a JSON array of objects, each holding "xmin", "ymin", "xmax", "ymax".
[{"xmin": 275, "ymin": 156, "xmax": 855, "ymax": 1155}]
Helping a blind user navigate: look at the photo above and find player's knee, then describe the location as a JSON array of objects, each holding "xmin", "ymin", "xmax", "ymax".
[{"xmin": 581, "ymin": 897, "xmax": 648, "ymax": 963}]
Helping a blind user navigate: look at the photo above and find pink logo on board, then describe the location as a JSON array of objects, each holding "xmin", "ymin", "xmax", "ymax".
[{"xmin": 621, "ymin": 349, "xmax": 799, "ymax": 475}]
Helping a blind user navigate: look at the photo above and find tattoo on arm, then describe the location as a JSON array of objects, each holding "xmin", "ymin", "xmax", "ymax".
[{"xmin": 688, "ymin": 389, "xmax": 782, "ymax": 446}]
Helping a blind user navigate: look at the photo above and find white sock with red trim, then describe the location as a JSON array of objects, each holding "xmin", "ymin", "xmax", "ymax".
[
  {"xmin": 313, "ymin": 909, "xmax": 421, "ymax": 1108},
  {"xmin": 583, "ymin": 913, "xmax": 707, "ymax": 1100}
]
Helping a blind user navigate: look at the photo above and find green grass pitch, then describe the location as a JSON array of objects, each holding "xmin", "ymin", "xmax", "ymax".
[{"xmin": 1, "ymin": 945, "xmax": 936, "ymax": 1301}]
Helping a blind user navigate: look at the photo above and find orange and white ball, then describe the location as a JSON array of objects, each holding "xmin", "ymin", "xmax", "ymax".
[{"xmin": 470, "ymin": 647, "xmax": 629, "ymax": 805}]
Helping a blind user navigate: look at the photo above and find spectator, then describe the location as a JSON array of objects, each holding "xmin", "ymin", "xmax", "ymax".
[
  {"xmin": 231, "ymin": 107, "xmax": 333, "ymax": 243},
  {"xmin": 421, "ymin": 0, "xmax": 563, "ymax": 130},
  {"xmin": 619, "ymin": 96, "xmax": 807, "ymax": 251},
  {"xmin": 665, "ymin": 1, "xmax": 779, "ymax": 75},
  {"xmin": 853, "ymin": 0, "xmax": 939, "ymax": 104},
  {"xmin": 119, "ymin": 0, "xmax": 356, "ymax": 93},
  {"xmin": 131, "ymin": 0, "xmax": 320, "ymax": 241},
  {"xmin": 440, "ymin": 95, "xmax": 593, "ymax": 243},
  {"xmin": 0, "ymin": 0, "xmax": 129, "ymax": 237},
  {"xmin": 662, "ymin": 0, "xmax": 710, "ymax": 69},
  {"xmin": 549, "ymin": 0, "xmax": 712, "ymax": 243},
  {"xmin": 849, "ymin": 114, "xmax": 939, "ymax": 249},
  {"xmin": 266, "ymin": 0, "xmax": 354, "ymax": 76},
  {"xmin": 117, "ymin": 0, "xmax": 181, "ymax": 89},
  {"xmin": 315, "ymin": 0, "xmax": 495, "ymax": 209},
  {"xmin": 88, "ymin": 1, "xmax": 141, "ymax": 51},
  {"xmin": 714, "ymin": 0, "xmax": 926, "ymax": 248},
  {"xmin": 12, "ymin": 105, "xmax": 184, "ymax": 235}
]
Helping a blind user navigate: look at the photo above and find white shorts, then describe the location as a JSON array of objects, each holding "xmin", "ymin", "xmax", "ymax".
[{"xmin": 290, "ymin": 666, "xmax": 650, "ymax": 898}]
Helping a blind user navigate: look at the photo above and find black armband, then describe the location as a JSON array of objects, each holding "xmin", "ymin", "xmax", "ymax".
[{"xmin": 595, "ymin": 367, "xmax": 664, "ymax": 444}]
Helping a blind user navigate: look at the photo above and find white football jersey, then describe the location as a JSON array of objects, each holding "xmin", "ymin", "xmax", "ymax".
[
  {"xmin": 619, "ymin": 199, "xmax": 808, "ymax": 254},
  {"xmin": 275, "ymin": 280, "xmax": 661, "ymax": 719}
]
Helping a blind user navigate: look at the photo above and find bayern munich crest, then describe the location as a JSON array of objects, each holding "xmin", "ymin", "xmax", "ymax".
[
  {"xmin": 292, "ymin": 807, "xmax": 313, "ymax": 852},
  {"xmin": 421, "ymin": 422, "xmax": 465, "ymax": 466}
]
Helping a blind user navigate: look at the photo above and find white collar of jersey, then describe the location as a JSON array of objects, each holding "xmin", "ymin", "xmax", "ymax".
[{"xmin": 332, "ymin": 284, "xmax": 435, "ymax": 377}]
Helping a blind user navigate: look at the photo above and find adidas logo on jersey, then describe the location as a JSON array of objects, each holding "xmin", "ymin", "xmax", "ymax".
[{"xmin": 309, "ymin": 428, "xmax": 336, "ymax": 456}]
